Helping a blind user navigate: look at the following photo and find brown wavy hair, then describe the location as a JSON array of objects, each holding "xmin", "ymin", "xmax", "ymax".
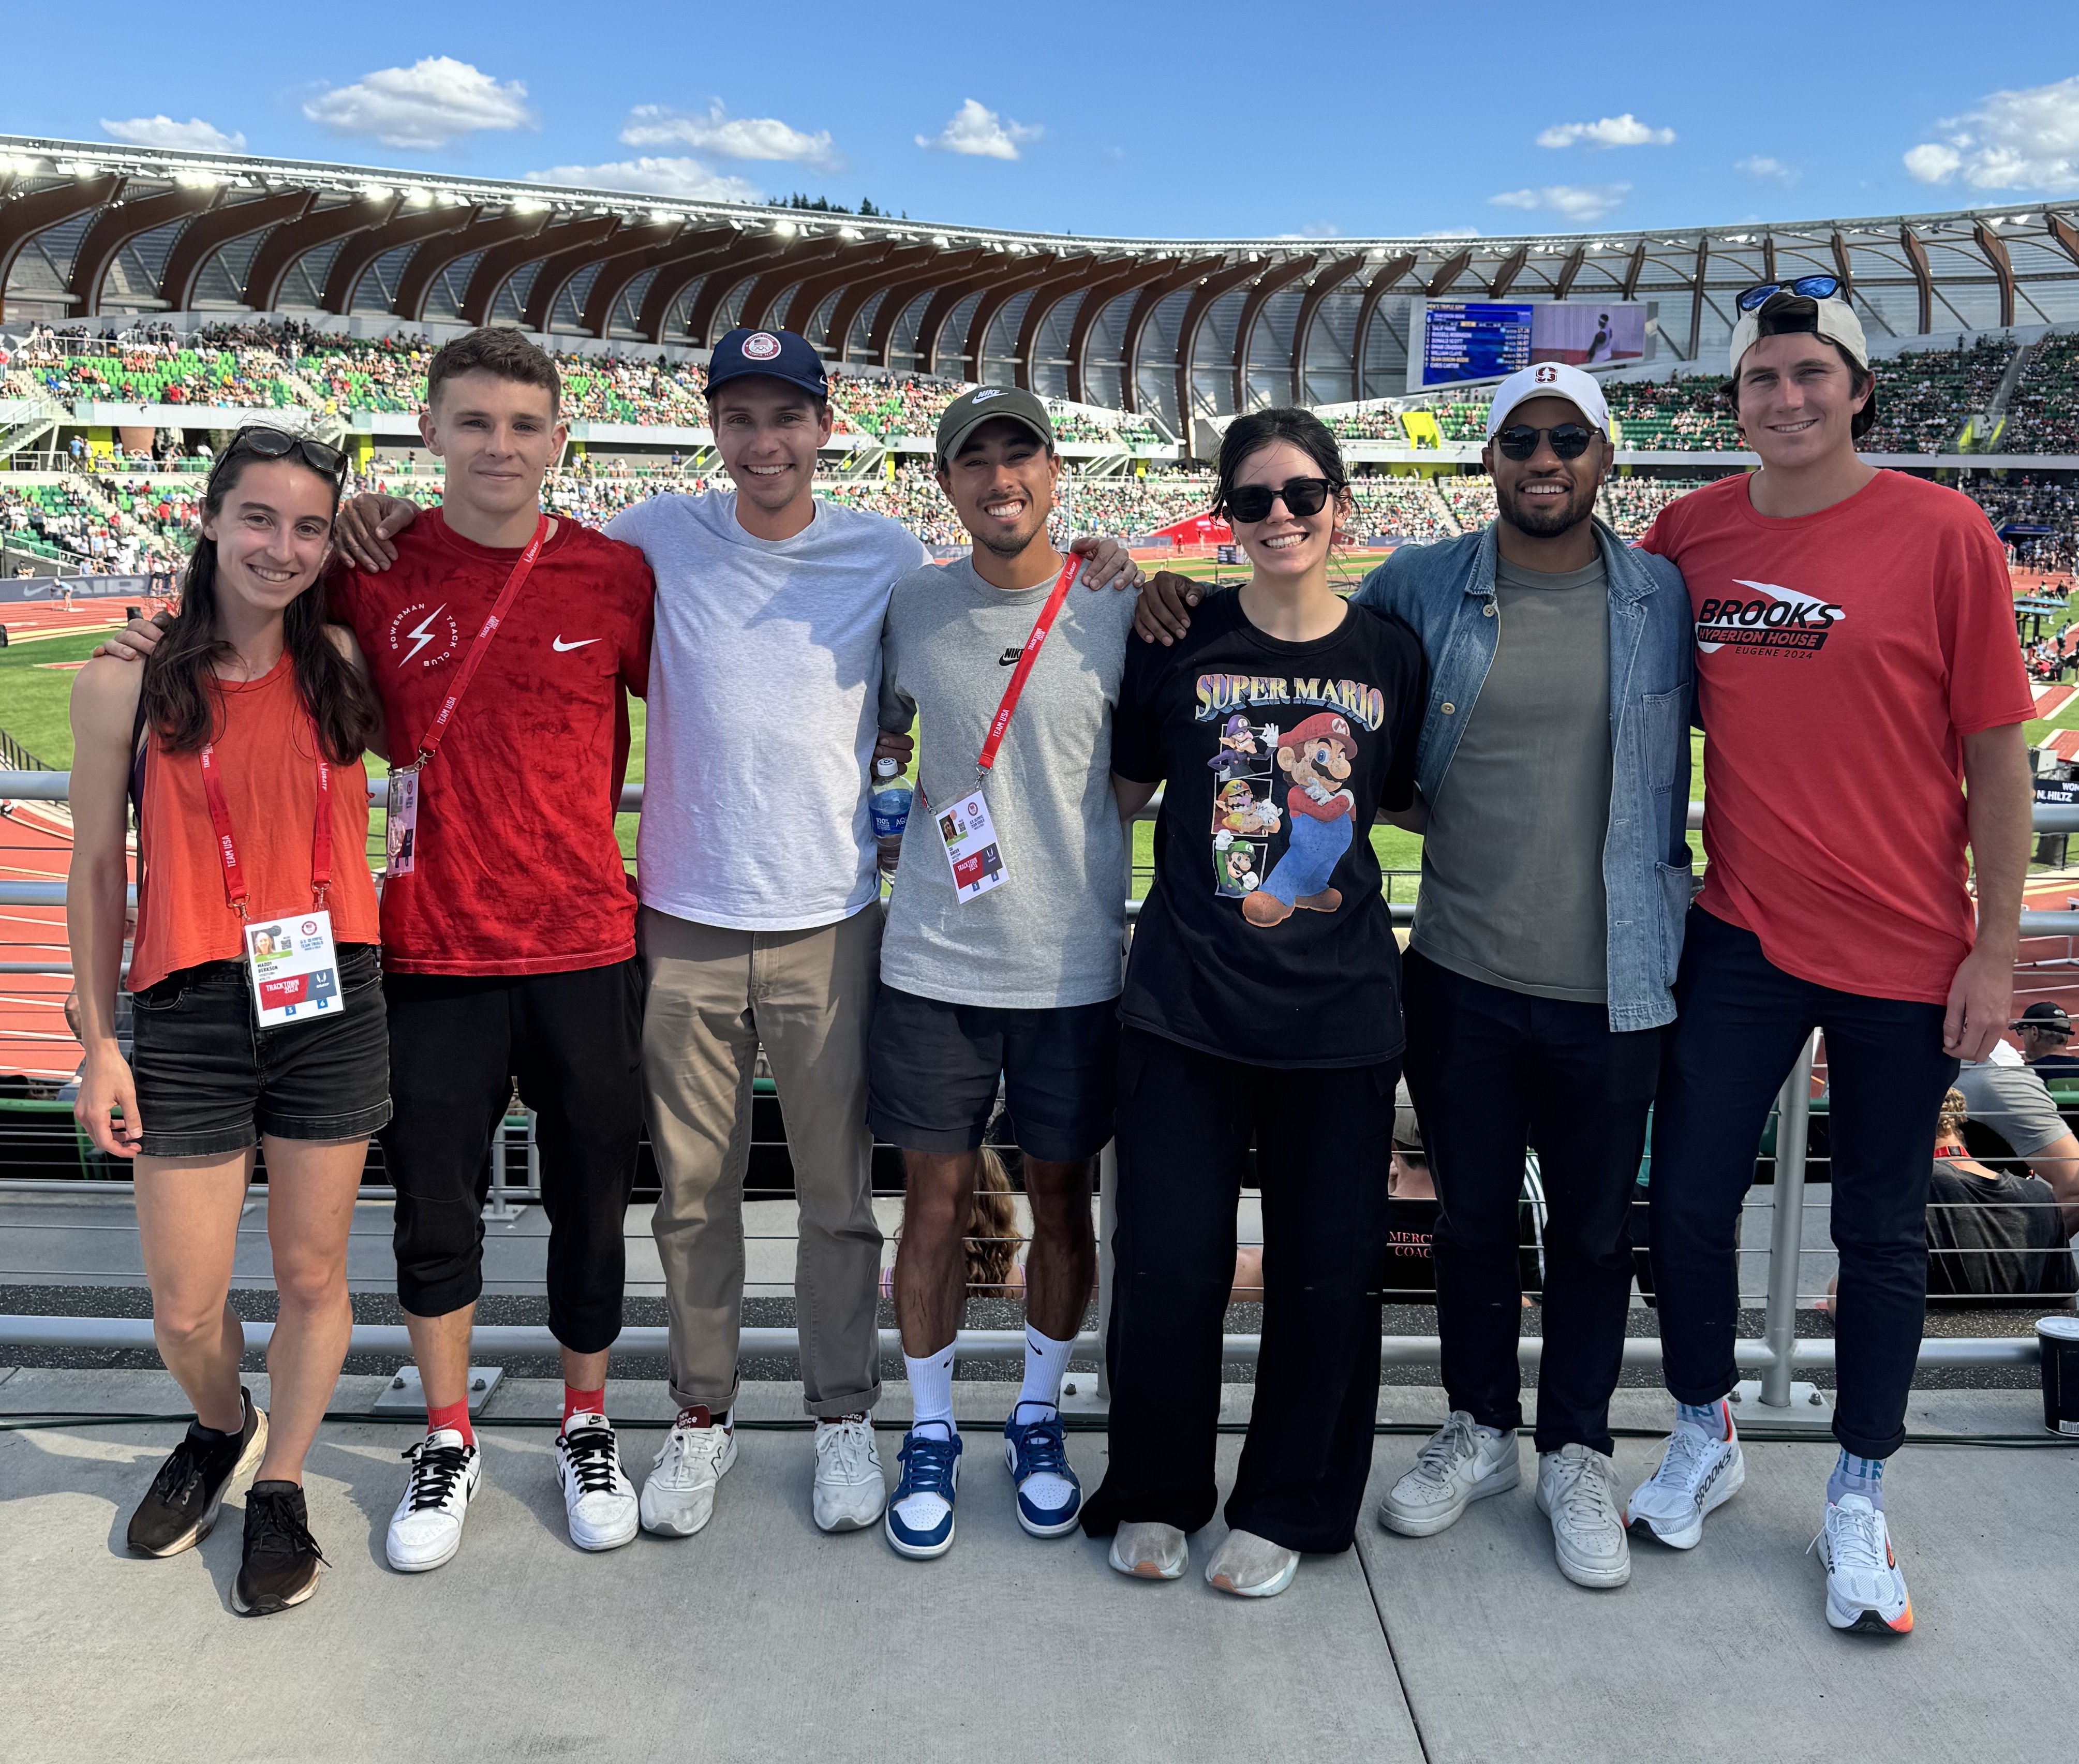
[
  {"xmin": 140, "ymin": 440, "xmax": 380, "ymax": 762},
  {"xmin": 964, "ymin": 1146, "xmax": 1026, "ymax": 1298}
]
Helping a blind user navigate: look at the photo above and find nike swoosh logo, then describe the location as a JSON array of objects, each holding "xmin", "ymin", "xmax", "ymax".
[
  {"xmin": 998, "ymin": 647, "xmax": 1021, "ymax": 666},
  {"xmin": 552, "ymin": 636, "xmax": 600, "ymax": 652}
]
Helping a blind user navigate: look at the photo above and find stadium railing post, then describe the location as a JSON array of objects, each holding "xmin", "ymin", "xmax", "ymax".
[{"xmin": 1745, "ymin": 1030, "xmax": 1832, "ymax": 1426}]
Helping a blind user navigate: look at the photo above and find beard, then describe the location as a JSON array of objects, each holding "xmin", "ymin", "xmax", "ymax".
[{"xmin": 1497, "ymin": 477, "xmax": 1597, "ymax": 538}]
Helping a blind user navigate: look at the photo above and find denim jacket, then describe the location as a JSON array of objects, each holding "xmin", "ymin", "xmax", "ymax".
[{"xmin": 1351, "ymin": 520, "xmax": 1694, "ymax": 1032}]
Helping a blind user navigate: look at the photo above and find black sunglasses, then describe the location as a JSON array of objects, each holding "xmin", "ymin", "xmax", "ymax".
[
  {"xmin": 1225, "ymin": 477, "xmax": 1336, "ymax": 523},
  {"xmin": 1736, "ymin": 275, "xmax": 1842, "ymax": 313},
  {"xmin": 1493, "ymin": 423, "xmax": 1598, "ymax": 462},
  {"xmin": 220, "ymin": 425, "xmax": 347, "ymax": 480}
]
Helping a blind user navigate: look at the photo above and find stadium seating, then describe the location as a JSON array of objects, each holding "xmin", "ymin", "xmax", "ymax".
[
  {"xmin": 2002, "ymin": 335, "xmax": 2079, "ymax": 455},
  {"xmin": 1862, "ymin": 339, "xmax": 2016, "ymax": 454}
]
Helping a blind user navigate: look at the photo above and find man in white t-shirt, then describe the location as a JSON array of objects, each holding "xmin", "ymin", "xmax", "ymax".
[{"xmin": 337, "ymin": 328, "xmax": 1141, "ymax": 1540}]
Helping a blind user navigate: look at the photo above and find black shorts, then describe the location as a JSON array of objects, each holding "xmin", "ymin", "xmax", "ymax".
[
  {"xmin": 868, "ymin": 986, "xmax": 1118, "ymax": 1163},
  {"xmin": 129, "ymin": 945, "xmax": 391, "ymax": 1159},
  {"xmin": 380, "ymin": 958, "xmax": 644, "ymax": 1348}
]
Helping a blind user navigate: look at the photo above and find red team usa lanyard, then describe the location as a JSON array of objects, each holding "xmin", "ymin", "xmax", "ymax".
[
  {"xmin": 938, "ymin": 552, "xmax": 1080, "ymax": 906},
  {"xmin": 385, "ymin": 514, "xmax": 548, "ymax": 876},
  {"xmin": 198, "ymin": 729, "xmax": 333, "ymax": 915},
  {"xmin": 974, "ymin": 551, "xmax": 1079, "ymax": 786}
]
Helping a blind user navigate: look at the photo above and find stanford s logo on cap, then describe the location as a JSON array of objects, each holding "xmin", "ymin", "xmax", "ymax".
[
  {"xmin": 1535, "ymin": 364, "xmax": 1558, "ymax": 383},
  {"xmin": 741, "ymin": 332, "xmax": 782, "ymax": 361}
]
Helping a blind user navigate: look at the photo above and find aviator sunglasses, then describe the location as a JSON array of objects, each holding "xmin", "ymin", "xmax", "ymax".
[
  {"xmin": 219, "ymin": 425, "xmax": 348, "ymax": 480},
  {"xmin": 1736, "ymin": 274, "xmax": 1842, "ymax": 313},
  {"xmin": 1224, "ymin": 476, "xmax": 1337, "ymax": 523},
  {"xmin": 1493, "ymin": 422, "xmax": 1597, "ymax": 462}
]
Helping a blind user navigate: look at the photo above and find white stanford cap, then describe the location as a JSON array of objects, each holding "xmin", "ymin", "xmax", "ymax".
[{"xmin": 1484, "ymin": 361, "xmax": 1611, "ymax": 438}]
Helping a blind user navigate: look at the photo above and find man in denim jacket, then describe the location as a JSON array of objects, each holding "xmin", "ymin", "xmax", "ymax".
[{"xmin": 1354, "ymin": 364, "xmax": 1692, "ymax": 1592}]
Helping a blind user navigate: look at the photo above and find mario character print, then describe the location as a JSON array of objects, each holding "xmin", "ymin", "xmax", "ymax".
[
  {"xmin": 1207, "ymin": 713, "xmax": 1261, "ymax": 785},
  {"xmin": 1243, "ymin": 712, "xmax": 1359, "ymax": 928}
]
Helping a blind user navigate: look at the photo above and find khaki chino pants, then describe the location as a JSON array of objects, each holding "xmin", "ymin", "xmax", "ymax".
[{"xmin": 638, "ymin": 903, "xmax": 883, "ymax": 1418}]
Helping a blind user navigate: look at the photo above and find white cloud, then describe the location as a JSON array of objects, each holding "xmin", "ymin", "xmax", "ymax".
[
  {"xmin": 304, "ymin": 57, "xmax": 536, "ymax": 150},
  {"xmin": 101, "ymin": 114, "xmax": 247, "ymax": 154},
  {"xmin": 916, "ymin": 99, "xmax": 1041, "ymax": 161},
  {"xmin": 620, "ymin": 101, "xmax": 837, "ymax": 168},
  {"xmin": 1536, "ymin": 114, "xmax": 1674, "ymax": 150},
  {"xmin": 1276, "ymin": 222, "xmax": 1343, "ymax": 240},
  {"xmin": 1489, "ymin": 183, "xmax": 1630, "ymax": 221},
  {"xmin": 1903, "ymin": 73, "xmax": 2079, "ymax": 190},
  {"xmin": 525, "ymin": 157, "xmax": 761, "ymax": 203},
  {"xmin": 1419, "ymin": 227, "xmax": 1481, "ymax": 239},
  {"xmin": 1736, "ymin": 155, "xmax": 1800, "ymax": 183}
]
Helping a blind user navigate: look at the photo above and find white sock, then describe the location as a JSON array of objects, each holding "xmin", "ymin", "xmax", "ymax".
[
  {"xmin": 904, "ymin": 1344, "xmax": 955, "ymax": 1437},
  {"xmin": 1015, "ymin": 1324, "xmax": 1074, "ymax": 1424}
]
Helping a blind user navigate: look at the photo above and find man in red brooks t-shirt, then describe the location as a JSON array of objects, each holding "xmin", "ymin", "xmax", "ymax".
[{"xmin": 1621, "ymin": 284, "xmax": 2032, "ymax": 1637}]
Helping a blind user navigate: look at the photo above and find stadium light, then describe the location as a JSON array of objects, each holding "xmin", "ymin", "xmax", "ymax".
[
  {"xmin": 404, "ymin": 186, "xmax": 434, "ymax": 207},
  {"xmin": 775, "ymin": 220, "xmax": 797, "ymax": 236}
]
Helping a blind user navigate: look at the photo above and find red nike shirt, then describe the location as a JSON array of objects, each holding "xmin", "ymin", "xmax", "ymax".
[
  {"xmin": 1641, "ymin": 470, "xmax": 2031, "ymax": 1003},
  {"xmin": 330, "ymin": 510, "xmax": 655, "ymax": 975}
]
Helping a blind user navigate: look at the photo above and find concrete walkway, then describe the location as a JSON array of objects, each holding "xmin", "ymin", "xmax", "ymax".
[{"xmin": 3, "ymin": 1370, "xmax": 2072, "ymax": 1762}]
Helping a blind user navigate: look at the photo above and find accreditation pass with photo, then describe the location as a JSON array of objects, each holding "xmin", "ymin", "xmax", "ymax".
[
  {"xmin": 244, "ymin": 911, "xmax": 345, "ymax": 1028},
  {"xmin": 938, "ymin": 790, "xmax": 1008, "ymax": 901}
]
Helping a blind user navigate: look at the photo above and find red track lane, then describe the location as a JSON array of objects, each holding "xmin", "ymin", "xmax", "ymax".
[{"xmin": 0, "ymin": 801, "xmax": 89, "ymax": 1083}]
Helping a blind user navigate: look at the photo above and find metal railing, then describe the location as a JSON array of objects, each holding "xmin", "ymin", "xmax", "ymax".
[{"xmin": 4, "ymin": 770, "xmax": 2075, "ymax": 1395}]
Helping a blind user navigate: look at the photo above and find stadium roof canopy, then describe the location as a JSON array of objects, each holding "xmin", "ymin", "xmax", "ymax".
[{"xmin": 4, "ymin": 132, "xmax": 2076, "ymax": 428}]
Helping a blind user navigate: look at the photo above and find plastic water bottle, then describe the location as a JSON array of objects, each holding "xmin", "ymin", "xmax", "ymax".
[{"xmin": 870, "ymin": 757, "xmax": 913, "ymax": 876}]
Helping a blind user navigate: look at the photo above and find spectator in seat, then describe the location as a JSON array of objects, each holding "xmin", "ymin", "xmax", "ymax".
[
  {"xmin": 1952, "ymin": 1021, "xmax": 2079, "ymax": 1234},
  {"xmin": 2013, "ymin": 1000, "xmax": 2079, "ymax": 1082},
  {"xmin": 1925, "ymin": 1089, "xmax": 2078, "ymax": 1305}
]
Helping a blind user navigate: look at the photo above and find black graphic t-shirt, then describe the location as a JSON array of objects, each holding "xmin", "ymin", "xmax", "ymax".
[{"xmin": 1113, "ymin": 593, "xmax": 1425, "ymax": 1067}]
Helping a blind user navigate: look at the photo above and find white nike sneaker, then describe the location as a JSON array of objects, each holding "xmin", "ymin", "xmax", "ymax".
[
  {"xmin": 640, "ymin": 1409, "xmax": 737, "ymax": 1538},
  {"xmin": 386, "ymin": 1428, "xmax": 483, "ymax": 1574},
  {"xmin": 812, "ymin": 1415, "xmax": 885, "ymax": 1533},
  {"xmin": 1535, "ymin": 1445, "xmax": 1631, "ymax": 1589},
  {"xmin": 1626, "ymin": 1404, "xmax": 1745, "ymax": 1550},
  {"xmin": 555, "ymin": 1413, "xmax": 639, "ymax": 1551},
  {"xmin": 1378, "ymin": 1411, "xmax": 1520, "ymax": 1537},
  {"xmin": 1812, "ymin": 1495, "xmax": 1913, "ymax": 1635}
]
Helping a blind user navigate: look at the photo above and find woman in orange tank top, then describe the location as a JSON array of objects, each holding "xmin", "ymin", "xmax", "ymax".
[{"xmin": 67, "ymin": 427, "xmax": 386, "ymax": 1616}]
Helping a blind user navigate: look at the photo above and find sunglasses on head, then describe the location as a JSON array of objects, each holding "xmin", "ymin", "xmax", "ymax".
[
  {"xmin": 1493, "ymin": 423, "xmax": 1597, "ymax": 462},
  {"xmin": 220, "ymin": 426, "xmax": 347, "ymax": 480},
  {"xmin": 1224, "ymin": 476, "xmax": 1336, "ymax": 523},
  {"xmin": 1736, "ymin": 275, "xmax": 1842, "ymax": 313}
]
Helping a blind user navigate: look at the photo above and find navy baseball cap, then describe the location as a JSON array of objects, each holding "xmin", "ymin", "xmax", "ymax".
[{"xmin": 706, "ymin": 327, "xmax": 828, "ymax": 402}]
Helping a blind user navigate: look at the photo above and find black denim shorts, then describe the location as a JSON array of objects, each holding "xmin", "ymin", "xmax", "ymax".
[{"xmin": 128, "ymin": 943, "xmax": 392, "ymax": 1158}]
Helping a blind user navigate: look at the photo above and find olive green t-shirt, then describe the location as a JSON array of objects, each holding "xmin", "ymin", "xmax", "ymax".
[{"xmin": 1411, "ymin": 552, "xmax": 1612, "ymax": 1002}]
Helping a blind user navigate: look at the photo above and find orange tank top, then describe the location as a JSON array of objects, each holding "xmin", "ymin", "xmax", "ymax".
[{"xmin": 128, "ymin": 655, "xmax": 379, "ymax": 994}]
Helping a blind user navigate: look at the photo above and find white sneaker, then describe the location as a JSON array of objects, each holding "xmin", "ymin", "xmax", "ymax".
[
  {"xmin": 1626, "ymin": 1404, "xmax": 1745, "ymax": 1550},
  {"xmin": 1378, "ymin": 1411, "xmax": 1520, "ymax": 1537},
  {"xmin": 1204, "ymin": 1528, "xmax": 1300, "ymax": 1599},
  {"xmin": 640, "ymin": 1409, "xmax": 737, "ymax": 1538},
  {"xmin": 385, "ymin": 1428, "xmax": 482, "ymax": 1574},
  {"xmin": 1534, "ymin": 1445, "xmax": 1631, "ymax": 1590},
  {"xmin": 1108, "ymin": 1521, "xmax": 1188, "ymax": 1580},
  {"xmin": 1812, "ymin": 1495, "xmax": 1913, "ymax": 1635},
  {"xmin": 555, "ymin": 1413, "xmax": 638, "ymax": 1551},
  {"xmin": 812, "ymin": 1415, "xmax": 885, "ymax": 1533}
]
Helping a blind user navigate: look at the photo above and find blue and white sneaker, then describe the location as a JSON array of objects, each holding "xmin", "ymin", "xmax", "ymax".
[
  {"xmin": 884, "ymin": 1426, "xmax": 962, "ymax": 1560},
  {"xmin": 1003, "ymin": 1408, "xmax": 1082, "ymax": 1537}
]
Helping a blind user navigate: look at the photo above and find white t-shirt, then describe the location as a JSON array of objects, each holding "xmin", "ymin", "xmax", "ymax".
[{"xmin": 606, "ymin": 491, "xmax": 928, "ymax": 931}]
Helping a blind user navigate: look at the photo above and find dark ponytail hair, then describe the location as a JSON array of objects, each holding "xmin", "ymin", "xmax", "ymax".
[
  {"xmin": 1211, "ymin": 407, "xmax": 1349, "ymax": 520},
  {"xmin": 141, "ymin": 442, "xmax": 381, "ymax": 763}
]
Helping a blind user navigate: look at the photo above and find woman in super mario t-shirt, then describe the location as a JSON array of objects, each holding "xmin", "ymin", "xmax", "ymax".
[{"xmin": 1085, "ymin": 408, "xmax": 1425, "ymax": 1598}]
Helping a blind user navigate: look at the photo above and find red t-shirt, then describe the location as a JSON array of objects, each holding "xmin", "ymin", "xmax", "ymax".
[
  {"xmin": 1641, "ymin": 471, "xmax": 2031, "ymax": 1003},
  {"xmin": 329, "ymin": 511, "xmax": 655, "ymax": 976}
]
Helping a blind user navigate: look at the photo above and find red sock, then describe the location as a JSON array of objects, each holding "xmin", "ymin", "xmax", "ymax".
[
  {"xmin": 563, "ymin": 1384, "xmax": 605, "ymax": 1428},
  {"xmin": 427, "ymin": 1396, "xmax": 474, "ymax": 1448}
]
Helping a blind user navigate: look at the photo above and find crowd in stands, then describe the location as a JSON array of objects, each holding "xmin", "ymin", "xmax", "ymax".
[
  {"xmin": 1598, "ymin": 476, "xmax": 1715, "ymax": 540},
  {"xmin": 12, "ymin": 322, "xmax": 302, "ymax": 410},
  {"xmin": 1972, "ymin": 475, "xmax": 2079, "ymax": 574},
  {"xmin": 1348, "ymin": 476, "xmax": 1455, "ymax": 541},
  {"xmin": 1436, "ymin": 473, "xmax": 1498, "ymax": 530},
  {"xmin": 1323, "ymin": 407, "xmax": 1409, "ymax": 441},
  {"xmin": 1862, "ymin": 339, "xmax": 2015, "ymax": 454},
  {"xmin": 1598, "ymin": 378, "xmax": 1741, "ymax": 450},
  {"xmin": 2004, "ymin": 335, "xmax": 2079, "ymax": 455}
]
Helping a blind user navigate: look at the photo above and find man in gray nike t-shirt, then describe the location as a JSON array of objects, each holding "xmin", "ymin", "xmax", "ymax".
[{"xmin": 870, "ymin": 386, "xmax": 1133, "ymax": 1559}]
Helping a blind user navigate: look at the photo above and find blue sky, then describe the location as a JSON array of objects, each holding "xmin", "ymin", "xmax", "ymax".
[{"xmin": 6, "ymin": 2, "xmax": 2077, "ymax": 240}]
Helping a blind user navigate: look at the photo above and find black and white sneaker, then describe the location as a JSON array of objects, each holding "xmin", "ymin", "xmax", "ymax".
[
  {"xmin": 555, "ymin": 1412, "xmax": 638, "ymax": 1551},
  {"xmin": 231, "ymin": 1481, "xmax": 327, "ymax": 1615},
  {"xmin": 385, "ymin": 1428, "xmax": 483, "ymax": 1573},
  {"xmin": 127, "ymin": 1387, "xmax": 266, "ymax": 1558}
]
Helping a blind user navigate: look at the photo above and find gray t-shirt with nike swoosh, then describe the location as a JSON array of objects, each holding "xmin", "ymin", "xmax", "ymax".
[{"xmin": 878, "ymin": 554, "xmax": 1136, "ymax": 1009}]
